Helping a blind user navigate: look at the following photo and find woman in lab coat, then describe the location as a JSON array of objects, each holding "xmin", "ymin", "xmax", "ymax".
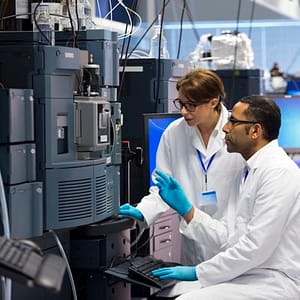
[{"xmin": 120, "ymin": 68, "xmax": 245, "ymax": 265}]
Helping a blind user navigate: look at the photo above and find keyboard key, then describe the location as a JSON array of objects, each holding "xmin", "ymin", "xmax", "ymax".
[
  {"xmin": 128, "ymin": 256, "xmax": 180, "ymax": 289},
  {"xmin": 0, "ymin": 236, "xmax": 66, "ymax": 292}
]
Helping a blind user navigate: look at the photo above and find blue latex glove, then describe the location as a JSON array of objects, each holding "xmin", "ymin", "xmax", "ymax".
[
  {"xmin": 154, "ymin": 170, "xmax": 193, "ymax": 217},
  {"xmin": 119, "ymin": 203, "xmax": 144, "ymax": 221},
  {"xmin": 152, "ymin": 266, "xmax": 197, "ymax": 281}
]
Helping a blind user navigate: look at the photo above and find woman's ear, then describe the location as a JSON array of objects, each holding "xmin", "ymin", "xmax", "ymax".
[{"xmin": 210, "ymin": 97, "xmax": 219, "ymax": 109}]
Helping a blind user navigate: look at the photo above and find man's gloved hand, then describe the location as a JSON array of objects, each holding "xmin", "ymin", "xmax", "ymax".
[
  {"xmin": 154, "ymin": 170, "xmax": 193, "ymax": 217},
  {"xmin": 119, "ymin": 203, "xmax": 144, "ymax": 221},
  {"xmin": 152, "ymin": 266, "xmax": 197, "ymax": 281}
]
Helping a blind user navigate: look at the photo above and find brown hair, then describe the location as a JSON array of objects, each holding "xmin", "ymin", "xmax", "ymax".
[{"xmin": 176, "ymin": 68, "xmax": 225, "ymax": 111}]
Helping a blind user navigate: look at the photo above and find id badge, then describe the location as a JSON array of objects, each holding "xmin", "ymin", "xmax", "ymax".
[{"xmin": 198, "ymin": 191, "xmax": 217, "ymax": 206}]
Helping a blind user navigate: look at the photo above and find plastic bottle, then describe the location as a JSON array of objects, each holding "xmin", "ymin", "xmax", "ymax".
[
  {"xmin": 77, "ymin": 0, "xmax": 85, "ymax": 30},
  {"xmin": 149, "ymin": 14, "xmax": 169, "ymax": 59},
  {"xmin": 34, "ymin": 3, "xmax": 55, "ymax": 45},
  {"xmin": 83, "ymin": 0, "xmax": 93, "ymax": 30}
]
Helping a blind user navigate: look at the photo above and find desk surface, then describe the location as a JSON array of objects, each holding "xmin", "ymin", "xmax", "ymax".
[{"xmin": 71, "ymin": 216, "xmax": 135, "ymax": 238}]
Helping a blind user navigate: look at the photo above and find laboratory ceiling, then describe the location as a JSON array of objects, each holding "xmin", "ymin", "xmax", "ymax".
[{"xmin": 136, "ymin": 0, "xmax": 300, "ymax": 23}]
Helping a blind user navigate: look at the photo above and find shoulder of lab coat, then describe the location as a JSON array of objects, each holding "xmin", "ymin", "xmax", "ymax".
[{"xmin": 195, "ymin": 141, "xmax": 300, "ymax": 287}]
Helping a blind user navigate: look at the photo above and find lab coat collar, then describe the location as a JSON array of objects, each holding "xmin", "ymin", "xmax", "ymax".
[
  {"xmin": 246, "ymin": 139, "xmax": 280, "ymax": 171},
  {"xmin": 215, "ymin": 103, "xmax": 228, "ymax": 136}
]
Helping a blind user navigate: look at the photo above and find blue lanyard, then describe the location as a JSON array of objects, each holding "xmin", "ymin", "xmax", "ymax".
[
  {"xmin": 197, "ymin": 150, "xmax": 216, "ymax": 190},
  {"xmin": 243, "ymin": 168, "xmax": 249, "ymax": 182}
]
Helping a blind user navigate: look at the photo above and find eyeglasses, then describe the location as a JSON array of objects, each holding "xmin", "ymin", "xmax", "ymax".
[
  {"xmin": 227, "ymin": 116, "xmax": 258, "ymax": 126},
  {"xmin": 173, "ymin": 98, "xmax": 209, "ymax": 112}
]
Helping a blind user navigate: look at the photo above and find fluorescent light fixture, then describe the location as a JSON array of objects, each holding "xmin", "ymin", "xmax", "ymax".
[
  {"xmin": 92, "ymin": 17, "xmax": 140, "ymax": 35},
  {"xmin": 255, "ymin": 0, "xmax": 300, "ymax": 20}
]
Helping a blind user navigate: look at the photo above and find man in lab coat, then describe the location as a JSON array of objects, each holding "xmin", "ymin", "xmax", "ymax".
[{"xmin": 153, "ymin": 95, "xmax": 300, "ymax": 299}]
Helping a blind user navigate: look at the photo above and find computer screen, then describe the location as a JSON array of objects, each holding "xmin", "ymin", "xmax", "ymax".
[
  {"xmin": 94, "ymin": 0, "xmax": 138, "ymax": 25},
  {"xmin": 143, "ymin": 113, "xmax": 181, "ymax": 189},
  {"xmin": 272, "ymin": 96, "xmax": 300, "ymax": 153}
]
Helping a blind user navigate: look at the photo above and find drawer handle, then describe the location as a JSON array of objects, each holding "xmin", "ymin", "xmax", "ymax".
[
  {"xmin": 159, "ymin": 226, "xmax": 170, "ymax": 230},
  {"xmin": 160, "ymin": 239, "xmax": 171, "ymax": 244}
]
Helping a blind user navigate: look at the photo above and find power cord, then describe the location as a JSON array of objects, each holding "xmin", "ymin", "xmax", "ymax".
[
  {"xmin": 50, "ymin": 230, "xmax": 78, "ymax": 300},
  {"xmin": 177, "ymin": 0, "xmax": 186, "ymax": 60},
  {"xmin": 0, "ymin": 171, "xmax": 11, "ymax": 300}
]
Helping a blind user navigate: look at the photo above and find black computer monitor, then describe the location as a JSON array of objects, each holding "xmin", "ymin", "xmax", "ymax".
[
  {"xmin": 272, "ymin": 96, "xmax": 300, "ymax": 153},
  {"xmin": 143, "ymin": 113, "xmax": 181, "ymax": 190}
]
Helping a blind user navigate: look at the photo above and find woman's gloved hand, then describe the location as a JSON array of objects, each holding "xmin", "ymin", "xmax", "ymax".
[
  {"xmin": 154, "ymin": 170, "xmax": 193, "ymax": 217},
  {"xmin": 119, "ymin": 203, "xmax": 144, "ymax": 221},
  {"xmin": 152, "ymin": 266, "xmax": 197, "ymax": 281}
]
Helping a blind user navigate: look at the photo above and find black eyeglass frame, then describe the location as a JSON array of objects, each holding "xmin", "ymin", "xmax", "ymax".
[
  {"xmin": 173, "ymin": 98, "xmax": 210, "ymax": 112},
  {"xmin": 227, "ymin": 116, "xmax": 258, "ymax": 125}
]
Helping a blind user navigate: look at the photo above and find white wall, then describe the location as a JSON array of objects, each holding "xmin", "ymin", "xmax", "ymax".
[{"xmin": 135, "ymin": 0, "xmax": 295, "ymax": 23}]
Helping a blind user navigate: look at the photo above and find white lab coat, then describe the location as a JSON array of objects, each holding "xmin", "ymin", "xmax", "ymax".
[
  {"xmin": 137, "ymin": 104, "xmax": 245, "ymax": 265},
  {"xmin": 163, "ymin": 140, "xmax": 300, "ymax": 299}
]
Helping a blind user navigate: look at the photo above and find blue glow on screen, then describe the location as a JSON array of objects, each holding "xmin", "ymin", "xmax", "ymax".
[
  {"xmin": 273, "ymin": 98, "xmax": 300, "ymax": 151},
  {"xmin": 148, "ymin": 117, "xmax": 179, "ymax": 186}
]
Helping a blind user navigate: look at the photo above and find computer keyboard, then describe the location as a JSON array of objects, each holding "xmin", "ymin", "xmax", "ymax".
[
  {"xmin": 128, "ymin": 255, "xmax": 180, "ymax": 289},
  {"xmin": 0, "ymin": 235, "xmax": 66, "ymax": 292}
]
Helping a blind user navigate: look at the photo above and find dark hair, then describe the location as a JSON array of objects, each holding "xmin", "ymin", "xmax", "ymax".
[
  {"xmin": 176, "ymin": 68, "xmax": 225, "ymax": 111},
  {"xmin": 239, "ymin": 95, "xmax": 281, "ymax": 141}
]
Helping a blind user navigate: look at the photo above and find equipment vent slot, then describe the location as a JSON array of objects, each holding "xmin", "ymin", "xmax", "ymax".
[
  {"xmin": 105, "ymin": 193, "xmax": 113, "ymax": 215},
  {"xmin": 95, "ymin": 174, "xmax": 107, "ymax": 215},
  {"xmin": 58, "ymin": 178, "xmax": 93, "ymax": 221}
]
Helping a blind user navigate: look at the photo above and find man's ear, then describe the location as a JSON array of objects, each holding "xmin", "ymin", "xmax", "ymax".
[{"xmin": 250, "ymin": 123, "xmax": 263, "ymax": 140}]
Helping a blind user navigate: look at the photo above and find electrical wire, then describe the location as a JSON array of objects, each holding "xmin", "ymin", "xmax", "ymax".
[
  {"xmin": 74, "ymin": 0, "xmax": 81, "ymax": 48},
  {"xmin": 95, "ymin": 0, "xmax": 102, "ymax": 18},
  {"xmin": 119, "ymin": 2, "xmax": 142, "ymax": 39},
  {"xmin": 154, "ymin": 0, "xmax": 167, "ymax": 112},
  {"xmin": 33, "ymin": 0, "xmax": 51, "ymax": 45},
  {"xmin": 109, "ymin": 0, "xmax": 113, "ymax": 22},
  {"xmin": 127, "ymin": 0, "xmax": 171, "ymax": 58},
  {"xmin": 107, "ymin": 117, "xmax": 118, "ymax": 157},
  {"xmin": 248, "ymin": 0, "xmax": 256, "ymax": 39},
  {"xmin": 130, "ymin": 222, "xmax": 145, "ymax": 248},
  {"xmin": 74, "ymin": 0, "xmax": 80, "ymax": 31},
  {"xmin": 164, "ymin": 0, "xmax": 200, "ymax": 59},
  {"xmin": 0, "ymin": 173, "xmax": 10, "ymax": 243},
  {"xmin": 0, "ymin": 0, "xmax": 9, "ymax": 30},
  {"xmin": 233, "ymin": 0, "xmax": 242, "ymax": 70},
  {"xmin": 65, "ymin": 0, "xmax": 77, "ymax": 48},
  {"xmin": 50, "ymin": 230, "xmax": 77, "ymax": 300},
  {"xmin": 102, "ymin": 0, "xmax": 141, "ymax": 40},
  {"xmin": 103, "ymin": 0, "xmax": 122, "ymax": 20},
  {"xmin": 0, "ymin": 0, "xmax": 6, "ymax": 30},
  {"xmin": 118, "ymin": 0, "xmax": 171, "ymax": 109},
  {"xmin": 0, "ymin": 171, "xmax": 11, "ymax": 300},
  {"xmin": 117, "ymin": 1, "xmax": 133, "ymax": 39},
  {"xmin": 229, "ymin": 0, "xmax": 242, "ymax": 108},
  {"xmin": 119, "ymin": 20, "xmax": 130, "ymax": 70},
  {"xmin": 132, "ymin": 227, "xmax": 155, "ymax": 258},
  {"xmin": 177, "ymin": 0, "xmax": 186, "ymax": 59},
  {"xmin": 119, "ymin": 7, "xmax": 142, "ymax": 40},
  {"xmin": 128, "ymin": 49, "xmax": 150, "ymax": 58},
  {"xmin": 118, "ymin": 27, "xmax": 130, "ymax": 101},
  {"xmin": 0, "ymin": 13, "xmax": 32, "ymax": 20},
  {"xmin": 118, "ymin": 0, "xmax": 138, "ymax": 102},
  {"xmin": 183, "ymin": 1, "xmax": 200, "ymax": 43}
]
